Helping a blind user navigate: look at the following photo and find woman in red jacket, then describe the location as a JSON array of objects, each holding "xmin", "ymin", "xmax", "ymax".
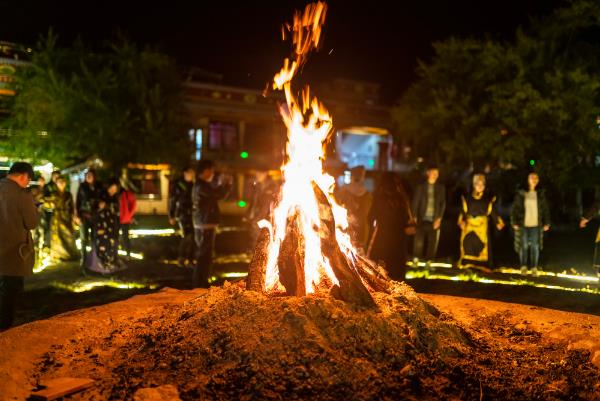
[{"xmin": 119, "ymin": 184, "xmax": 137, "ymax": 259}]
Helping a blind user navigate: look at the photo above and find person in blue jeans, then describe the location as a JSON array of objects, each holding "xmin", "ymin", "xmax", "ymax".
[{"xmin": 510, "ymin": 172, "xmax": 551, "ymax": 276}]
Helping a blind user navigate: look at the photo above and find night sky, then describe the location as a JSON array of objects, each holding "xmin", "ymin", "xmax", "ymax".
[{"xmin": 2, "ymin": 0, "xmax": 563, "ymax": 102}]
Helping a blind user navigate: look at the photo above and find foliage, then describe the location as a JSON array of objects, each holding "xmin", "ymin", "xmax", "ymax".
[
  {"xmin": 392, "ymin": 0, "xmax": 600, "ymax": 187},
  {"xmin": 1, "ymin": 32, "xmax": 191, "ymax": 170}
]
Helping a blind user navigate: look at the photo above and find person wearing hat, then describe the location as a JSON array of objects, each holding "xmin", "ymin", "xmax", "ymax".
[{"xmin": 0, "ymin": 162, "xmax": 39, "ymax": 330}]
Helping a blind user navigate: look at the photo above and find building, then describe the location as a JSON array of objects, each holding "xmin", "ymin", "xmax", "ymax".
[
  {"xmin": 184, "ymin": 77, "xmax": 392, "ymax": 172},
  {"xmin": 182, "ymin": 76, "xmax": 393, "ymax": 213},
  {"xmin": 0, "ymin": 41, "xmax": 31, "ymax": 115}
]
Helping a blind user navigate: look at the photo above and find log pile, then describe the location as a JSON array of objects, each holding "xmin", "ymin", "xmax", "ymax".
[{"xmin": 246, "ymin": 181, "xmax": 391, "ymax": 308}]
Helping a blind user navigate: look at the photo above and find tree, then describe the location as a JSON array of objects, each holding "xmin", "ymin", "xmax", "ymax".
[
  {"xmin": 1, "ymin": 32, "xmax": 191, "ymax": 170},
  {"xmin": 392, "ymin": 0, "xmax": 600, "ymax": 187}
]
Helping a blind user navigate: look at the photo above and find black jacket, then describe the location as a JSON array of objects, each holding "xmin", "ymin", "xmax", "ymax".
[
  {"xmin": 76, "ymin": 181, "xmax": 103, "ymax": 221},
  {"xmin": 168, "ymin": 180, "xmax": 194, "ymax": 221},
  {"xmin": 411, "ymin": 182, "xmax": 446, "ymax": 222},
  {"xmin": 192, "ymin": 180, "xmax": 230, "ymax": 227}
]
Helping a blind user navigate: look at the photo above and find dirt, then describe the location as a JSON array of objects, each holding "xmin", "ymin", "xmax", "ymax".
[{"xmin": 1, "ymin": 282, "xmax": 599, "ymax": 401}]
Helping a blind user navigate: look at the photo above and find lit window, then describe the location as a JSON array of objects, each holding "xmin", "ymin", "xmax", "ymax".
[{"xmin": 195, "ymin": 129, "xmax": 203, "ymax": 160}]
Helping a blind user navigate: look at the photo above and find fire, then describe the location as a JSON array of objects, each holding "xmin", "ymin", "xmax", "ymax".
[{"xmin": 261, "ymin": 2, "xmax": 360, "ymax": 294}]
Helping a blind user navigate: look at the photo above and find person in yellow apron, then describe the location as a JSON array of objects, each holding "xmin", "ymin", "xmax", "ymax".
[
  {"xmin": 580, "ymin": 201, "xmax": 600, "ymax": 280},
  {"xmin": 458, "ymin": 174, "xmax": 505, "ymax": 272}
]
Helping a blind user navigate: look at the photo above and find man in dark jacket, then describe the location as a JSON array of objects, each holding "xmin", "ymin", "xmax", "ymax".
[
  {"xmin": 0, "ymin": 162, "xmax": 39, "ymax": 330},
  {"xmin": 168, "ymin": 166, "xmax": 196, "ymax": 267},
  {"xmin": 192, "ymin": 160, "xmax": 231, "ymax": 288},
  {"xmin": 412, "ymin": 165, "xmax": 446, "ymax": 264},
  {"xmin": 76, "ymin": 169, "xmax": 102, "ymax": 271}
]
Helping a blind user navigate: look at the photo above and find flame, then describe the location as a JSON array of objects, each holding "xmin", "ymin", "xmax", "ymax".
[{"xmin": 262, "ymin": 2, "xmax": 359, "ymax": 294}]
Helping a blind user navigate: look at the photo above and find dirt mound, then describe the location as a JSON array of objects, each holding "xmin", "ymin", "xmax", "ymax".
[{"xmin": 9, "ymin": 283, "xmax": 600, "ymax": 400}]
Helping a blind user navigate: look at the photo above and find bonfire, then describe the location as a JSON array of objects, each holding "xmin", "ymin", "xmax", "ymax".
[{"xmin": 246, "ymin": 2, "xmax": 390, "ymax": 308}]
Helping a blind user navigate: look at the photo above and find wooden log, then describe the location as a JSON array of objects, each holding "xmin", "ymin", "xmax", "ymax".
[
  {"xmin": 277, "ymin": 213, "xmax": 306, "ymax": 296},
  {"xmin": 245, "ymin": 227, "xmax": 270, "ymax": 292},
  {"xmin": 30, "ymin": 377, "xmax": 94, "ymax": 400},
  {"xmin": 354, "ymin": 254, "xmax": 392, "ymax": 294},
  {"xmin": 312, "ymin": 182, "xmax": 376, "ymax": 308}
]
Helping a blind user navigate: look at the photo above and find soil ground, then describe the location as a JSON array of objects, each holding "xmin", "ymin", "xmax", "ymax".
[
  {"xmin": 2, "ymin": 217, "xmax": 599, "ymax": 400},
  {"xmin": 1, "ymin": 284, "xmax": 599, "ymax": 400}
]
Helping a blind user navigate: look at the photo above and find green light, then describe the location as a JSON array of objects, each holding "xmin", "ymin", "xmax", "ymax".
[
  {"xmin": 529, "ymin": 159, "xmax": 535, "ymax": 166},
  {"xmin": 238, "ymin": 200, "xmax": 247, "ymax": 208},
  {"xmin": 368, "ymin": 159, "xmax": 375, "ymax": 167},
  {"xmin": 240, "ymin": 151, "xmax": 249, "ymax": 159}
]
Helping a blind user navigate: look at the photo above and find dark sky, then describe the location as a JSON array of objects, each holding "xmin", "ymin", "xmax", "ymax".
[{"xmin": 1, "ymin": 0, "xmax": 563, "ymax": 102}]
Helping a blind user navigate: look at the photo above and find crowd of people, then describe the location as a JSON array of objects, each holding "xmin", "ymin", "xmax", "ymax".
[
  {"xmin": 349, "ymin": 165, "xmax": 599, "ymax": 281},
  {"xmin": 31, "ymin": 169, "xmax": 137, "ymax": 274},
  {"xmin": 1, "ymin": 159, "xmax": 599, "ymax": 331},
  {"xmin": 168, "ymin": 159, "xmax": 597, "ymax": 284}
]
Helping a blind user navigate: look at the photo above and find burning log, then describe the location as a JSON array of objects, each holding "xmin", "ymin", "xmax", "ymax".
[
  {"xmin": 245, "ymin": 228, "xmax": 270, "ymax": 292},
  {"xmin": 312, "ymin": 182, "xmax": 376, "ymax": 308},
  {"xmin": 244, "ymin": 1, "xmax": 390, "ymax": 308},
  {"xmin": 354, "ymin": 254, "xmax": 392, "ymax": 294},
  {"xmin": 277, "ymin": 213, "xmax": 307, "ymax": 296}
]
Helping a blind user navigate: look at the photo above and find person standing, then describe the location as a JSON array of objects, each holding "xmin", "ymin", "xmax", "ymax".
[
  {"xmin": 89, "ymin": 180, "xmax": 121, "ymax": 273},
  {"xmin": 458, "ymin": 174, "xmax": 505, "ymax": 272},
  {"xmin": 41, "ymin": 170, "xmax": 61, "ymax": 250},
  {"xmin": 0, "ymin": 162, "xmax": 39, "ymax": 331},
  {"xmin": 119, "ymin": 182, "xmax": 137, "ymax": 259},
  {"xmin": 580, "ymin": 199, "xmax": 600, "ymax": 281},
  {"xmin": 246, "ymin": 168, "xmax": 279, "ymax": 248},
  {"xmin": 511, "ymin": 172, "xmax": 551, "ymax": 276},
  {"xmin": 76, "ymin": 170, "xmax": 102, "ymax": 271},
  {"xmin": 46, "ymin": 176, "xmax": 79, "ymax": 261},
  {"xmin": 30, "ymin": 176, "xmax": 46, "ymax": 254},
  {"xmin": 412, "ymin": 165, "xmax": 446, "ymax": 266},
  {"xmin": 336, "ymin": 166, "xmax": 373, "ymax": 250},
  {"xmin": 192, "ymin": 161, "xmax": 231, "ymax": 288},
  {"xmin": 368, "ymin": 172, "xmax": 415, "ymax": 281},
  {"xmin": 168, "ymin": 166, "xmax": 196, "ymax": 267}
]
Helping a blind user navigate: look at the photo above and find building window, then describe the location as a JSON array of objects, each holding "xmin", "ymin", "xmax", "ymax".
[
  {"xmin": 195, "ymin": 128, "xmax": 203, "ymax": 160},
  {"xmin": 208, "ymin": 122, "xmax": 237, "ymax": 151}
]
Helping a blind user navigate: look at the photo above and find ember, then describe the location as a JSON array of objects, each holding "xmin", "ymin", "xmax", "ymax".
[{"xmin": 246, "ymin": 2, "xmax": 389, "ymax": 307}]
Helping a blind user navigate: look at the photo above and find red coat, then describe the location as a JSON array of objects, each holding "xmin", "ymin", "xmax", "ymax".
[{"xmin": 120, "ymin": 190, "xmax": 137, "ymax": 224}]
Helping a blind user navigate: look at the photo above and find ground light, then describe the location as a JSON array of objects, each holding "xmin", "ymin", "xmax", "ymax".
[
  {"xmin": 238, "ymin": 200, "xmax": 247, "ymax": 208},
  {"xmin": 240, "ymin": 151, "xmax": 249, "ymax": 159},
  {"xmin": 129, "ymin": 228, "xmax": 177, "ymax": 238},
  {"xmin": 33, "ymin": 255, "xmax": 52, "ymax": 273},
  {"xmin": 405, "ymin": 270, "xmax": 600, "ymax": 295},
  {"xmin": 51, "ymin": 280, "xmax": 158, "ymax": 293}
]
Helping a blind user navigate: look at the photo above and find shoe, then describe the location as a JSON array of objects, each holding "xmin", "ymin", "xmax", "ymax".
[
  {"xmin": 531, "ymin": 267, "xmax": 538, "ymax": 277},
  {"xmin": 520, "ymin": 266, "xmax": 528, "ymax": 275}
]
